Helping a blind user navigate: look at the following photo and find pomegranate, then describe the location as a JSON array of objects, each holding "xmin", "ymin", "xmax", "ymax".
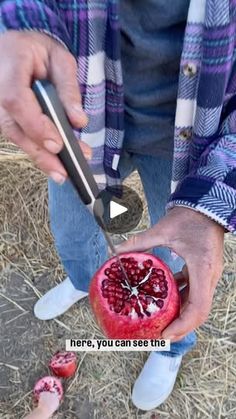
[
  {"xmin": 49, "ymin": 351, "xmax": 77, "ymax": 378},
  {"xmin": 33, "ymin": 376, "xmax": 63, "ymax": 402},
  {"xmin": 89, "ymin": 252, "xmax": 180, "ymax": 339}
]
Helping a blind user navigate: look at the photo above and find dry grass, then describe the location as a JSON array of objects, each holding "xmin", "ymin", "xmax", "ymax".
[{"xmin": 0, "ymin": 137, "xmax": 235, "ymax": 419}]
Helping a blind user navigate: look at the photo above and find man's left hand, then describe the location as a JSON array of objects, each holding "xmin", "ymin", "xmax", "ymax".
[{"xmin": 117, "ymin": 207, "xmax": 224, "ymax": 342}]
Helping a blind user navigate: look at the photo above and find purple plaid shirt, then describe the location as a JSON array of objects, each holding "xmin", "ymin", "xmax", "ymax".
[{"xmin": 0, "ymin": 0, "xmax": 236, "ymax": 233}]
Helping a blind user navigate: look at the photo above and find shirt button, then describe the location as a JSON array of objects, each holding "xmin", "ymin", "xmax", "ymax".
[
  {"xmin": 179, "ymin": 129, "xmax": 192, "ymax": 140},
  {"xmin": 183, "ymin": 62, "xmax": 197, "ymax": 77}
]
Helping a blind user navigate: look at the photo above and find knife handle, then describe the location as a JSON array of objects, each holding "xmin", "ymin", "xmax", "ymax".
[{"xmin": 32, "ymin": 80, "xmax": 100, "ymax": 211}]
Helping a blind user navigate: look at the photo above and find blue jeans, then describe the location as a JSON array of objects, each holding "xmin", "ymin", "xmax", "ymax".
[{"xmin": 48, "ymin": 152, "xmax": 196, "ymax": 356}]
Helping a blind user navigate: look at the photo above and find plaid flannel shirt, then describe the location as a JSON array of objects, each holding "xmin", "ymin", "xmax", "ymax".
[{"xmin": 0, "ymin": 0, "xmax": 236, "ymax": 233}]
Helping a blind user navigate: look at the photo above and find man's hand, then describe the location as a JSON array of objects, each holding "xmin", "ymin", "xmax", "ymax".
[
  {"xmin": 117, "ymin": 207, "xmax": 224, "ymax": 341},
  {"xmin": 0, "ymin": 31, "xmax": 91, "ymax": 183}
]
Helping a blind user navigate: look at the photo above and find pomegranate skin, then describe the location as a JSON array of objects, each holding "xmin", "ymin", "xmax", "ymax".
[
  {"xmin": 89, "ymin": 252, "xmax": 180, "ymax": 339},
  {"xmin": 49, "ymin": 351, "xmax": 77, "ymax": 378}
]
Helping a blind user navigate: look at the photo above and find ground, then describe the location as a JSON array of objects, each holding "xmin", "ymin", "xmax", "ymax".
[{"xmin": 0, "ymin": 140, "xmax": 235, "ymax": 418}]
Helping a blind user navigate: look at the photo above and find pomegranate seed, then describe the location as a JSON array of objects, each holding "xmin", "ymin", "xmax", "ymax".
[
  {"xmin": 146, "ymin": 296, "xmax": 154, "ymax": 304},
  {"xmin": 143, "ymin": 259, "xmax": 153, "ymax": 269},
  {"xmin": 111, "ymin": 262, "xmax": 118, "ymax": 268},
  {"xmin": 134, "ymin": 280, "xmax": 140, "ymax": 287},
  {"xmin": 150, "ymin": 274, "xmax": 159, "ymax": 280},
  {"xmin": 156, "ymin": 299, "xmax": 164, "ymax": 308},
  {"xmin": 135, "ymin": 303, "xmax": 143, "ymax": 317},
  {"xmin": 105, "ymin": 269, "xmax": 110, "ymax": 276},
  {"xmin": 102, "ymin": 279, "xmax": 109, "ymax": 288},
  {"xmin": 102, "ymin": 289, "xmax": 109, "ymax": 298},
  {"xmin": 140, "ymin": 269, "xmax": 148, "ymax": 278},
  {"xmin": 156, "ymin": 269, "xmax": 164, "ymax": 275},
  {"xmin": 108, "ymin": 296, "xmax": 116, "ymax": 304},
  {"xmin": 161, "ymin": 291, "xmax": 168, "ymax": 299},
  {"xmin": 150, "ymin": 291, "xmax": 161, "ymax": 298}
]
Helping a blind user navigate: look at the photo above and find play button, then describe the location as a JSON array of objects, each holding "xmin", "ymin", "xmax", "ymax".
[
  {"xmin": 110, "ymin": 201, "xmax": 128, "ymax": 219},
  {"xmin": 94, "ymin": 185, "xmax": 143, "ymax": 234}
]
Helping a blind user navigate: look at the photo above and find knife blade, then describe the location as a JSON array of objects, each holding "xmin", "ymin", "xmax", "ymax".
[{"xmin": 32, "ymin": 80, "xmax": 130, "ymax": 284}]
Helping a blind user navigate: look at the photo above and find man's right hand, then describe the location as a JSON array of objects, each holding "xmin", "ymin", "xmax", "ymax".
[{"xmin": 0, "ymin": 31, "xmax": 91, "ymax": 184}]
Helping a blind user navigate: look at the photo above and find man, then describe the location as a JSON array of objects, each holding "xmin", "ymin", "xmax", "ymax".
[{"xmin": 0, "ymin": 0, "xmax": 234, "ymax": 411}]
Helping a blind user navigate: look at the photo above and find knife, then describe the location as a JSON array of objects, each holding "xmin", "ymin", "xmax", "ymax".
[{"xmin": 32, "ymin": 80, "xmax": 129, "ymax": 282}]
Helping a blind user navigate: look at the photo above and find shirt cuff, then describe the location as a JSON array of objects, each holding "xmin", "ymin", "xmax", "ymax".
[{"xmin": 167, "ymin": 175, "xmax": 236, "ymax": 234}]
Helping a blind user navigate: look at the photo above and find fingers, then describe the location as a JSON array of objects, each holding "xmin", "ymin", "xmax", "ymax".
[
  {"xmin": 162, "ymin": 263, "xmax": 213, "ymax": 340},
  {"xmin": 0, "ymin": 105, "xmax": 92, "ymax": 182},
  {"xmin": 79, "ymin": 140, "xmax": 92, "ymax": 160},
  {"xmin": 3, "ymin": 88, "xmax": 64, "ymax": 152},
  {"xmin": 0, "ymin": 108, "xmax": 67, "ymax": 182},
  {"xmin": 0, "ymin": 32, "xmax": 88, "ymax": 165},
  {"xmin": 49, "ymin": 47, "xmax": 88, "ymax": 128},
  {"xmin": 117, "ymin": 225, "xmax": 168, "ymax": 254}
]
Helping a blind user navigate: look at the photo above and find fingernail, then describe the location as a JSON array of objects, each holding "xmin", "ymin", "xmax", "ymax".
[
  {"xmin": 72, "ymin": 104, "xmax": 85, "ymax": 115},
  {"xmin": 50, "ymin": 172, "xmax": 66, "ymax": 185},
  {"xmin": 44, "ymin": 140, "xmax": 62, "ymax": 154},
  {"xmin": 84, "ymin": 149, "xmax": 92, "ymax": 159},
  {"xmin": 72, "ymin": 105, "xmax": 88, "ymax": 124}
]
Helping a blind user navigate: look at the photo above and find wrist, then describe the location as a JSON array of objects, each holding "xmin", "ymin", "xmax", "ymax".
[{"xmin": 169, "ymin": 206, "xmax": 225, "ymax": 233}]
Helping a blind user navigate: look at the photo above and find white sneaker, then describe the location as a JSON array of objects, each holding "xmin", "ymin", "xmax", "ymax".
[
  {"xmin": 34, "ymin": 277, "xmax": 88, "ymax": 320},
  {"xmin": 132, "ymin": 352, "xmax": 182, "ymax": 410}
]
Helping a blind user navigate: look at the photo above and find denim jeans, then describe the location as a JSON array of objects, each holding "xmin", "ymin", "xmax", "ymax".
[{"xmin": 48, "ymin": 152, "xmax": 196, "ymax": 356}]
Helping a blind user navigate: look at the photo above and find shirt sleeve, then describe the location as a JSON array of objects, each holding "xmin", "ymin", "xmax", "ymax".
[
  {"xmin": 167, "ymin": 129, "xmax": 236, "ymax": 233},
  {"xmin": 0, "ymin": 0, "xmax": 72, "ymax": 51}
]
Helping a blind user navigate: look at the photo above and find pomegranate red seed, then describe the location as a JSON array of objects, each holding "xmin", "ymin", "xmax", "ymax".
[
  {"xmin": 143, "ymin": 259, "xmax": 153, "ymax": 269},
  {"xmin": 90, "ymin": 254, "xmax": 180, "ymax": 339},
  {"xmin": 156, "ymin": 299, "xmax": 164, "ymax": 308},
  {"xmin": 111, "ymin": 262, "xmax": 118, "ymax": 268}
]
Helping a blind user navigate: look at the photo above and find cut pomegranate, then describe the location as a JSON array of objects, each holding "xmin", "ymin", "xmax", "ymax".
[
  {"xmin": 49, "ymin": 351, "xmax": 77, "ymax": 378},
  {"xmin": 89, "ymin": 252, "xmax": 180, "ymax": 339},
  {"xmin": 33, "ymin": 376, "xmax": 63, "ymax": 402}
]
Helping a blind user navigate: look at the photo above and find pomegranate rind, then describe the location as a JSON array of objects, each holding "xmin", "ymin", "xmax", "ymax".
[
  {"xmin": 49, "ymin": 351, "xmax": 77, "ymax": 378},
  {"xmin": 89, "ymin": 252, "xmax": 180, "ymax": 339},
  {"xmin": 33, "ymin": 376, "xmax": 63, "ymax": 402}
]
